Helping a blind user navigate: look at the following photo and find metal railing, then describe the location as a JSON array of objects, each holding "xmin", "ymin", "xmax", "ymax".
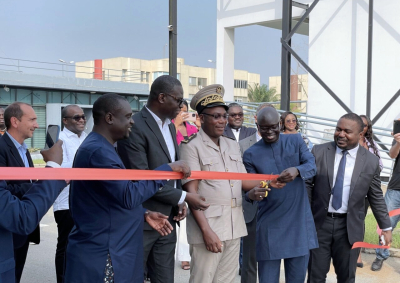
[
  {"xmin": 0, "ymin": 56, "xmax": 143, "ymax": 83},
  {"xmin": 235, "ymin": 101, "xmax": 395, "ymax": 184}
]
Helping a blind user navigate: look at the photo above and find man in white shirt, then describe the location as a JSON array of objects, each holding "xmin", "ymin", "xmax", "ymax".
[
  {"xmin": 307, "ymin": 113, "xmax": 392, "ymax": 282},
  {"xmin": 53, "ymin": 105, "xmax": 87, "ymax": 283}
]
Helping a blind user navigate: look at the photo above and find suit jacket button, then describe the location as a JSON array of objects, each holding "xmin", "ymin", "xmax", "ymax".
[{"xmin": 324, "ymin": 207, "xmax": 328, "ymax": 210}]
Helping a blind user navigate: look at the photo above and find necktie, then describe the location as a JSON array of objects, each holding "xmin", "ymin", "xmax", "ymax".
[{"xmin": 332, "ymin": 150, "xmax": 348, "ymax": 210}]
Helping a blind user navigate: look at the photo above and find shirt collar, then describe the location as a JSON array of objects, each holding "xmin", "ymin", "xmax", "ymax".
[
  {"xmin": 256, "ymin": 132, "xmax": 262, "ymax": 142},
  {"xmin": 230, "ymin": 126, "xmax": 241, "ymax": 132},
  {"xmin": 145, "ymin": 106, "xmax": 171, "ymax": 126},
  {"xmin": 335, "ymin": 144, "xmax": 359, "ymax": 157},
  {"xmin": 63, "ymin": 127, "xmax": 86, "ymax": 138},
  {"xmin": 6, "ymin": 132, "xmax": 27, "ymax": 151}
]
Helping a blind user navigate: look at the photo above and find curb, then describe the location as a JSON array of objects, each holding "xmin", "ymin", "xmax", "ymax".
[{"xmin": 362, "ymin": 247, "xmax": 400, "ymax": 258}]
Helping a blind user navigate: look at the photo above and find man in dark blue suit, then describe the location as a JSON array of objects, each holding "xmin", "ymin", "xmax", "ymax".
[
  {"xmin": 65, "ymin": 93, "xmax": 192, "ymax": 283},
  {"xmin": 0, "ymin": 141, "xmax": 67, "ymax": 283},
  {"xmin": 243, "ymin": 107, "xmax": 318, "ymax": 283}
]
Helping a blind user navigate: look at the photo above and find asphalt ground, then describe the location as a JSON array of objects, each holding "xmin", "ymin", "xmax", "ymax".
[{"xmin": 21, "ymin": 208, "xmax": 400, "ymax": 283}]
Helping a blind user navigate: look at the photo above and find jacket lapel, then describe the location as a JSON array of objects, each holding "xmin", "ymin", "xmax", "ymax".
[
  {"xmin": 223, "ymin": 126, "xmax": 235, "ymax": 140},
  {"xmin": 349, "ymin": 147, "xmax": 365, "ymax": 198},
  {"xmin": 169, "ymin": 123, "xmax": 179, "ymax": 160},
  {"xmin": 238, "ymin": 126, "xmax": 246, "ymax": 141},
  {"xmin": 326, "ymin": 142, "xmax": 336, "ymax": 189},
  {"xmin": 142, "ymin": 107, "xmax": 172, "ymax": 162},
  {"xmin": 4, "ymin": 134, "xmax": 25, "ymax": 167}
]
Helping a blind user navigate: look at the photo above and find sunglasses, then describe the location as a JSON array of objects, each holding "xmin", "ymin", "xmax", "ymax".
[
  {"xmin": 202, "ymin": 113, "xmax": 229, "ymax": 120},
  {"xmin": 164, "ymin": 93, "xmax": 185, "ymax": 106},
  {"xmin": 229, "ymin": 113, "xmax": 244, "ymax": 118},
  {"xmin": 64, "ymin": 115, "xmax": 86, "ymax": 122}
]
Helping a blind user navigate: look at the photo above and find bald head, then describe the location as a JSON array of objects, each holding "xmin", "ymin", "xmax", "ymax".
[{"xmin": 257, "ymin": 107, "xmax": 280, "ymax": 125}]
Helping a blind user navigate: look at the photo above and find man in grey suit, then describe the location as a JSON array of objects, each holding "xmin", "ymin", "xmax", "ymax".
[
  {"xmin": 307, "ymin": 113, "xmax": 392, "ymax": 283},
  {"xmin": 238, "ymin": 103, "xmax": 273, "ymax": 283},
  {"xmin": 117, "ymin": 75, "xmax": 209, "ymax": 283}
]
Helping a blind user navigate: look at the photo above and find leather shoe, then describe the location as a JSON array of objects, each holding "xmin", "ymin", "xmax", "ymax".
[{"xmin": 371, "ymin": 258, "xmax": 384, "ymax": 271}]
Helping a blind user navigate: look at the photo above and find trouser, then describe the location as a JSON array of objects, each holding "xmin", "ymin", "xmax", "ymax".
[
  {"xmin": 258, "ymin": 254, "xmax": 309, "ymax": 283},
  {"xmin": 143, "ymin": 221, "xmax": 177, "ymax": 283},
  {"xmin": 376, "ymin": 189, "xmax": 400, "ymax": 260},
  {"xmin": 241, "ymin": 216, "xmax": 257, "ymax": 283},
  {"xmin": 54, "ymin": 209, "xmax": 75, "ymax": 283},
  {"xmin": 14, "ymin": 240, "xmax": 29, "ymax": 283},
  {"xmin": 308, "ymin": 215, "xmax": 359, "ymax": 283},
  {"xmin": 189, "ymin": 238, "xmax": 240, "ymax": 283}
]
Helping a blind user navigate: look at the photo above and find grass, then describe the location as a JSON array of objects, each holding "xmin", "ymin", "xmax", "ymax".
[{"xmin": 364, "ymin": 212, "xmax": 400, "ymax": 249}]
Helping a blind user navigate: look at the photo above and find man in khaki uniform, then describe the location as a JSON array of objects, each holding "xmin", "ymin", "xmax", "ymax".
[{"xmin": 180, "ymin": 84, "xmax": 260, "ymax": 283}]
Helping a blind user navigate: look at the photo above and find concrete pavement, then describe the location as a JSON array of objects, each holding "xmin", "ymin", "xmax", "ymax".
[{"xmin": 21, "ymin": 208, "xmax": 400, "ymax": 282}]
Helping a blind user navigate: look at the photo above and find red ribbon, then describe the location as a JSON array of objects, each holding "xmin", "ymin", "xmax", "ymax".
[{"xmin": 0, "ymin": 167, "xmax": 278, "ymax": 181}]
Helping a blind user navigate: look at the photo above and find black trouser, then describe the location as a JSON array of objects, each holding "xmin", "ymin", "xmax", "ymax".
[
  {"xmin": 241, "ymin": 216, "xmax": 257, "ymax": 283},
  {"xmin": 143, "ymin": 221, "xmax": 177, "ymax": 283},
  {"xmin": 54, "ymin": 210, "xmax": 75, "ymax": 283},
  {"xmin": 14, "ymin": 240, "xmax": 29, "ymax": 283},
  {"xmin": 308, "ymin": 215, "xmax": 359, "ymax": 283}
]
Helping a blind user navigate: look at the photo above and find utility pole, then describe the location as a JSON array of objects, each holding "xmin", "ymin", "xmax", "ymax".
[{"xmin": 169, "ymin": 0, "xmax": 177, "ymax": 78}]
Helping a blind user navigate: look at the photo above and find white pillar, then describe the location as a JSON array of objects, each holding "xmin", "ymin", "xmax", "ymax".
[{"xmin": 216, "ymin": 26, "xmax": 235, "ymax": 102}]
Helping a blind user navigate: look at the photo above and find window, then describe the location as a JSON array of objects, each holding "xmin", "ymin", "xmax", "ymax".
[
  {"xmin": 141, "ymin": 71, "xmax": 150, "ymax": 83},
  {"xmin": 235, "ymin": 97, "xmax": 243, "ymax": 102},
  {"xmin": 122, "ymin": 69, "xmax": 127, "ymax": 82},
  {"xmin": 298, "ymin": 84, "xmax": 302, "ymax": 93},
  {"xmin": 234, "ymin": 80, "xmax": 248, "ymax": 89},
  {"xmin": 198, "ymin": 78, "xmax": 207, "ymax": 87},
  {"xmin": 126, "ymin": 95, "xmax": 139, "ymax": 110},
  {"xmin": 189, "ymin": 77, "xmax": 197, "ymax": 86},
  {"xmin": 153, "ymin": 72, "xmax": 180, "ymax": 81}
]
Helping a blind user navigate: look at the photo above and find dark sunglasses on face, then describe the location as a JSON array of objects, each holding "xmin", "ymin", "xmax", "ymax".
[
  {"xmin": 229, "ymin": 113, "xmax": 244, "ymax": 118},
  {"xmin": 286, "ymin": 119, "xmax": 297, "ymax": 123},
  {"xmin": 64, "ymin": 115, "xmax": 86, "ymax": 122},
  {"xmin": 164, "ymin": 93, "xmax": 184, "ymax": 106},
  {"xmin": 363, "ymin": 124, "xmax": 368, "ymax": 127},
  {"xmin": 202, "ymin": 113, "xmax": 229, "ymax": 120}
]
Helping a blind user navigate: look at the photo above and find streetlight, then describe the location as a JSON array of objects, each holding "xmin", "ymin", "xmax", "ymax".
[{"xmin": 59, "ymin": 59, "xmax": 74, "ymax": 77}]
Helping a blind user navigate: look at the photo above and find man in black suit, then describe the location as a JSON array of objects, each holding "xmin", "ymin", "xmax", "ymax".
[
  {"xmin": 223, "ymin": 103, "xmax": 256, "ymax": 142},
  {"xmin": 238, "ymin": 103, "xmax": 273, "ymax": 283},
  {"xmin": 0, "ymin": 102, "xmax": 39, "ymax": 283},
  {"xmin": 117, "ymin": 75, "xmax": 209, "ymax": 283},
  {"xmin": 307, "ymin": 113, "xmax": 392, "ymax": 283}
]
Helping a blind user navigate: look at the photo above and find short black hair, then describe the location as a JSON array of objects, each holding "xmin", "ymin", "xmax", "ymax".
[
  {"xmin": 149, "ymin": 75, "xmax": 182, "ymax": 101},
  {"xmin": 62, "ymin": 105, "xmax": 80, "ymax": 118},
  {"xmin": 227, "ymin": 103, "xmax": 242, "ymax": 112},
  {"xmin": 92, "ymin": 93, "xmax": 128, "ymax": 125},
  {"xmin": 340, "ymin": 113, "xmax": 364, "ymax": 133},
  {"xmin": 4, "ymin": 102, "xmax": 30, "ymax": 129}
]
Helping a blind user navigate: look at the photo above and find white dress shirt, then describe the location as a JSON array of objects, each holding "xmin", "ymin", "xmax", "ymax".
[
  {"xmin": 232, "ymin": 127, "xmax": 241, "ymax": 142},
  {"xmin": 256, "ymin": 132, "xmax": 262, "ymax": 142},
  {"xmin": 53, "ymin": 128, "xmax": 87, "ymax": 212},
  {"xmin": 328, "ymin": 145, "xmax": 359, "ymax": 213},
  {"xmin": 146, "ymin": 106, "xmax": 186, "ymax": 205}
]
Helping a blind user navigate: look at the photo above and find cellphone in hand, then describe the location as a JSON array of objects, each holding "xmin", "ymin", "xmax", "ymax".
[
  {"xmin": 183, "ymin": 112, "xmax": 197, "ymax": 123},
  {"xmin": 393, "ymin": 120, "xmax": 400, "ymax": 135},
  {"xmin": 44, "ymin": 125, "xmax": 60, "ymax": 149}
]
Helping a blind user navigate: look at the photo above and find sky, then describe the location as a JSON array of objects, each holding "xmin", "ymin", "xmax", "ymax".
[{"xmin": 0, "ymin": 0, "xmax": 309, "ymax": 85}]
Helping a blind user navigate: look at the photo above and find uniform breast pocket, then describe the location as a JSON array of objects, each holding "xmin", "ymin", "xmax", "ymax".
[
  {"xmin": 201, "ymin": 156, "xmax": 220, "ymax": 171},
  {"xmin": 229, "ymin": 154, "xmax": 243, "ymax": 173},
  {"xmin": 284, "ymin": 153, "xmax": 300, "ymax": 167}
]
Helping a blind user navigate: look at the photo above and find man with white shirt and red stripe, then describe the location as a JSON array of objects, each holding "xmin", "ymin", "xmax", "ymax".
[{"xmin": 53, "ymin": 105, "xmax": 87, "ymax": 283}]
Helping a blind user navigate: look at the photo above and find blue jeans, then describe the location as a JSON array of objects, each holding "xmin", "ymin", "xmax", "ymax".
[{"xmin": 375, "ymin": 189, "xmax": 400, "ymax": 260}]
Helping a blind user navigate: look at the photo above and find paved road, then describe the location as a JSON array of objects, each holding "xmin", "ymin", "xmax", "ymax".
[{"xmin": 21, "ymin": 208, "xmax": 400, "ymax": 282}]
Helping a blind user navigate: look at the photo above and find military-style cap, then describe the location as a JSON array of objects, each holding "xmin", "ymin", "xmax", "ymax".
[{"xmin": 190, "ymin": 84, "xmax": 228, "ymax": 114}]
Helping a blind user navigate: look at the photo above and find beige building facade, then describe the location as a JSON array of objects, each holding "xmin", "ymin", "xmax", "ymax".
[
  {"xmin": 269, "ymin": 74, "xmax": 308, "ymax": 111},
  {"xmin": 75, "ymin": 57, "xmax": 260, "ymax": 102}
]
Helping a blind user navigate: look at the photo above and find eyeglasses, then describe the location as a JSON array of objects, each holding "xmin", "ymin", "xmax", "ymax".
[
  {"xmin": 285, "ymin": 119, "xmax": 297, "ymax": 123},
  {"xmin": 201, "ymin": 113, "xmax": 229, "ymax": 120},
  {"xmin": 257, "ymin": 123, "xmax": 280, "ymax": 132},
  {"xmin": 64, "ymin": 115, "xmax": 86, "ymax": 122},
  {"xmin": 164, "ymin": 93, "xmax": 184, "ymax": 106},
  {"xmin": 229, "ymin": 113, "xmax": 244, "ymax": 118},
  {"xmin": 363, "ymin": 123, "xmax": 368, "ymax": 127}
]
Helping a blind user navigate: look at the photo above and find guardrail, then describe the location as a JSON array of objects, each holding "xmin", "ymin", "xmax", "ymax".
[{"xmin": 0, "ymin": 56, "xmax": 142, "ymax": 82}]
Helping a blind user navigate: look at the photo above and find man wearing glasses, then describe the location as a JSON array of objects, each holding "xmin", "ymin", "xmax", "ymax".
[
  {"xmin": 117, "ymin": 75, "xmax": 209, "ymax": 283},
  {"xmin": 53, "ymin": 105, "xmax": 87, "ymax": 283},
  {"xmin": 179, "ymin": 84, "xmax": 262, "ymax": 283},
  {"xmin": 223, "ymin": 103, "xmax": 256, "ymax": 142}
]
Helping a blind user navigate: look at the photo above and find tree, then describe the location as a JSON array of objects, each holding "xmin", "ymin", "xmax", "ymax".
[{"xmin": 247, "ymin": 83, "xmax": 279, "ymax": 103}]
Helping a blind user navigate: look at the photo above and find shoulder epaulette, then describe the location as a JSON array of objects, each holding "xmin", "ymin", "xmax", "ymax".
[
  {"xmin": 222, "ymin": 135, "xmax": 236, "ymax": 141},
  {"xmin": 181, "ymin": 133, "xmax": 197, "ymax": 144}
]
